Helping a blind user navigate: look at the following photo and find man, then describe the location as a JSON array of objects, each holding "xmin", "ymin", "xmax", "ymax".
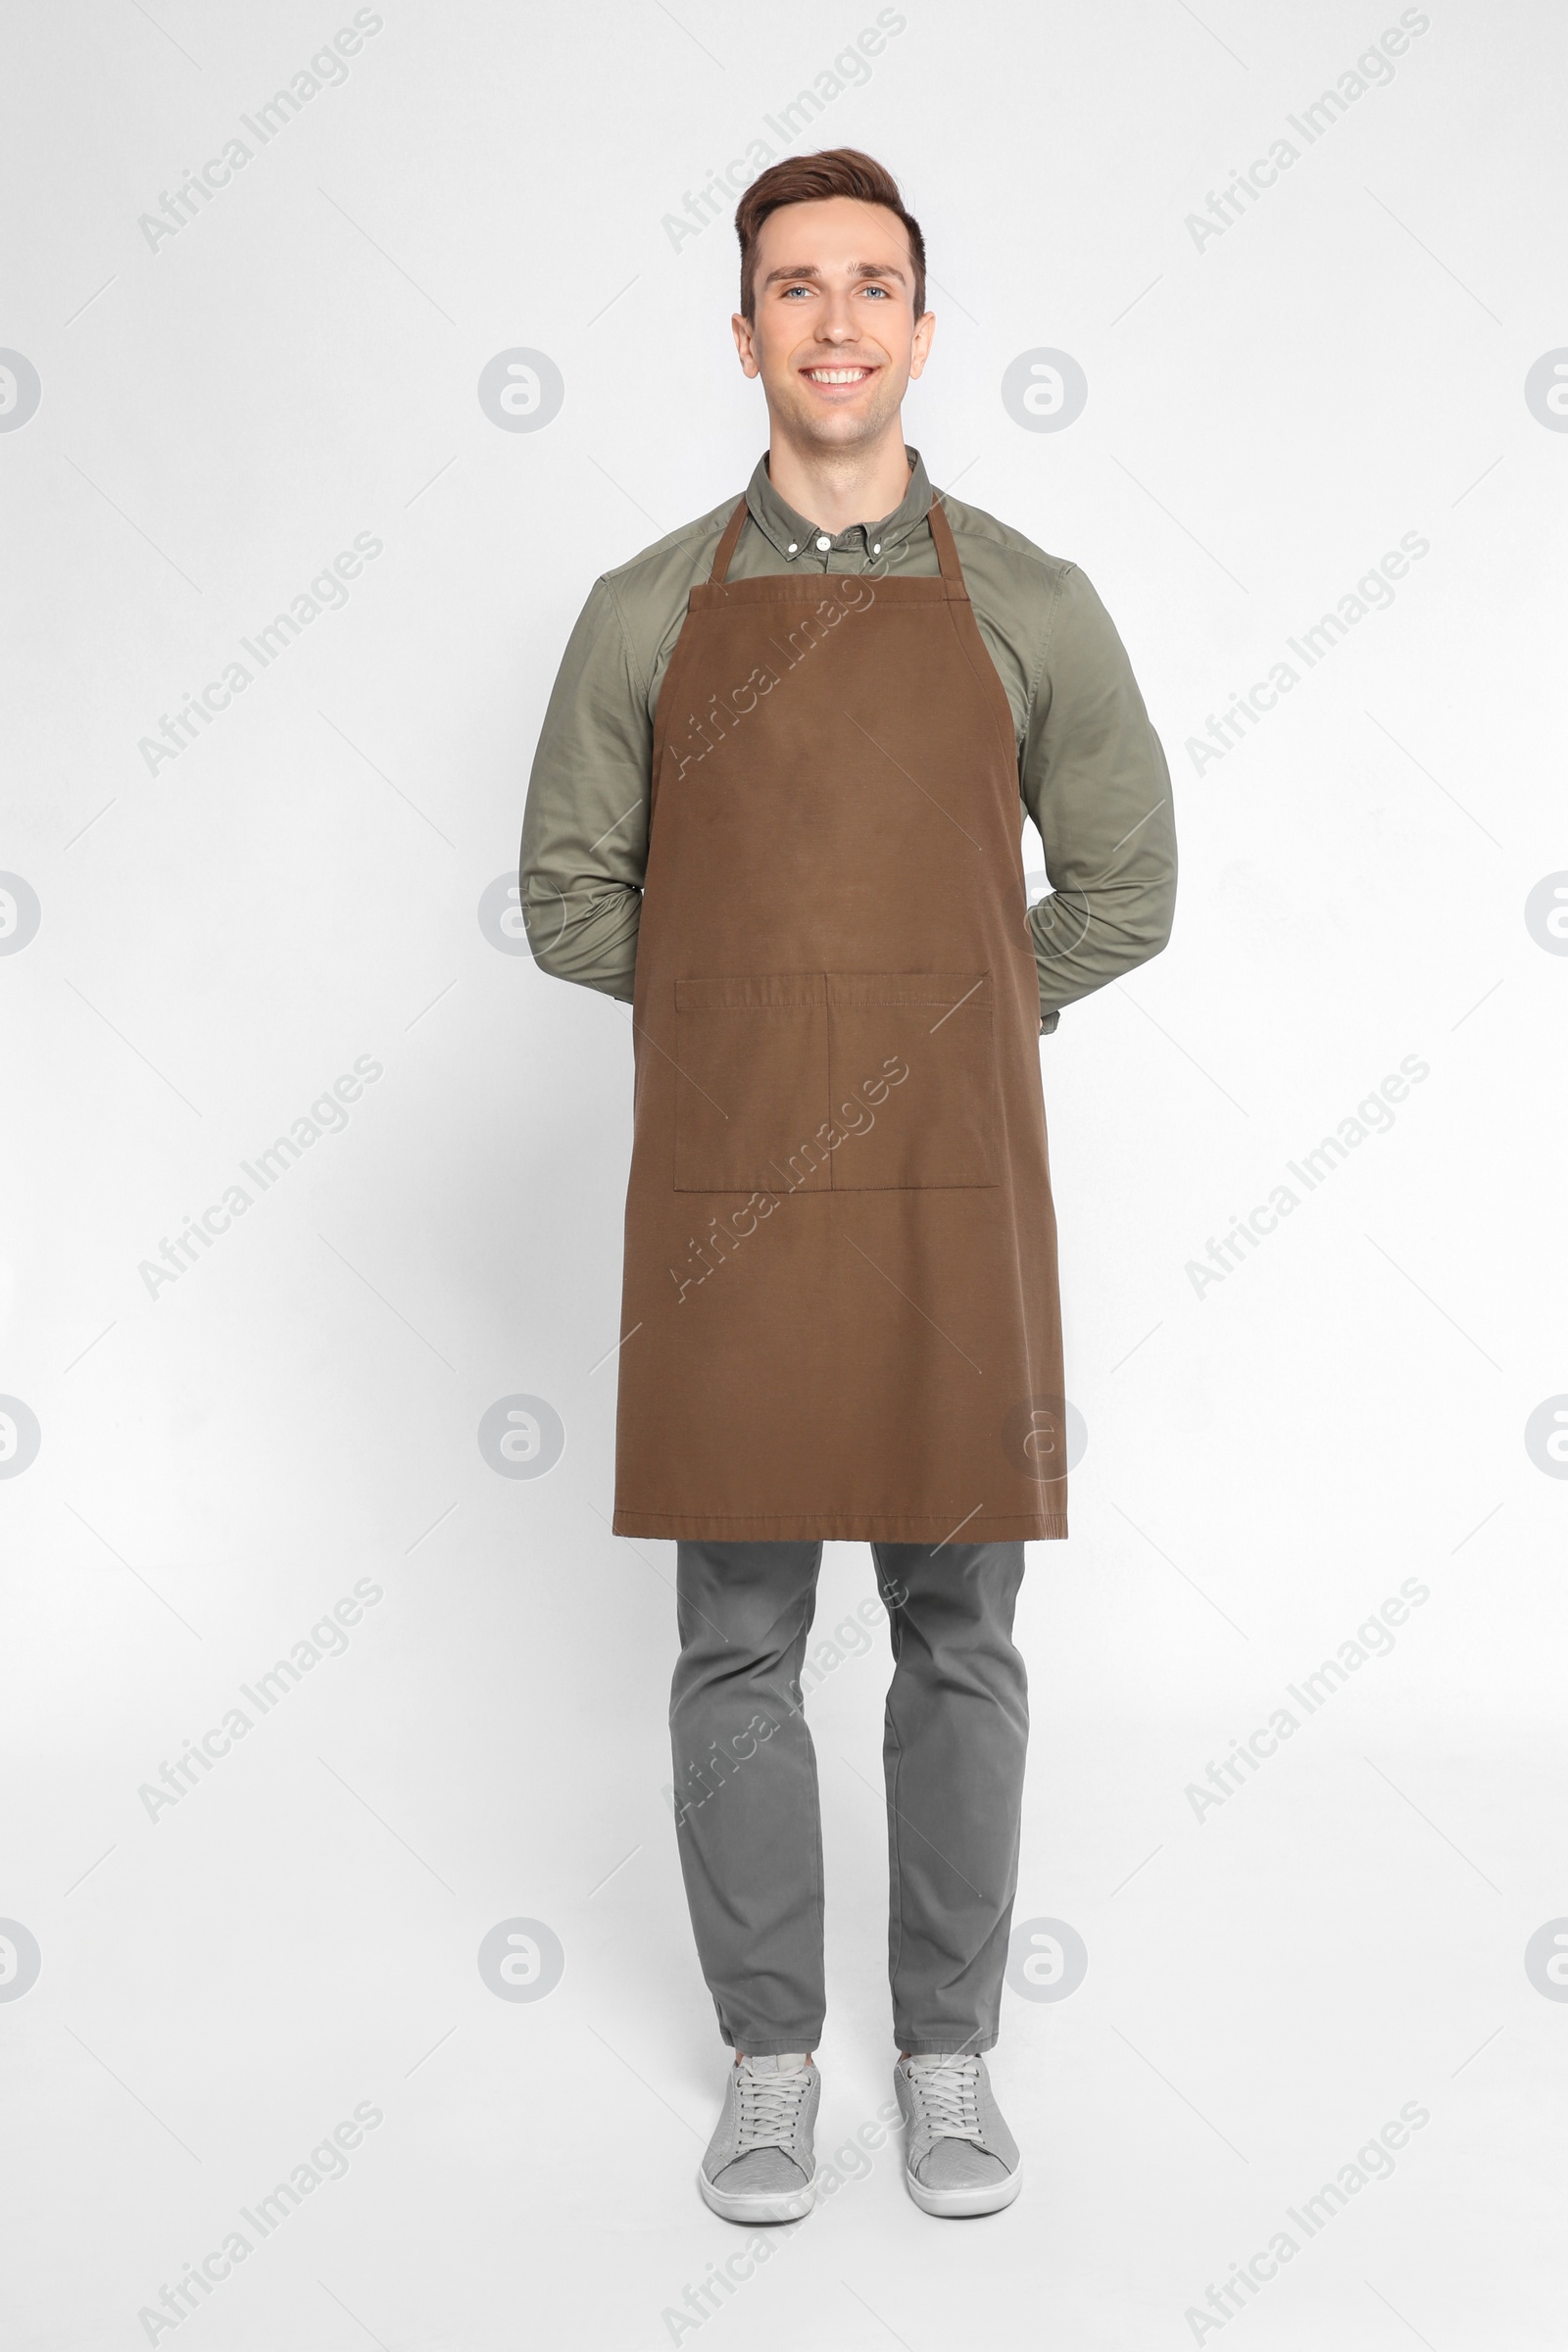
[{"xmin": 520, "ymin": 149, "xmax": 1176, "ymax": 2223}]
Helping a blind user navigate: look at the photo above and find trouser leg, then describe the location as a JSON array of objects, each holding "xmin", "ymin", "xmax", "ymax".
[
  {"xmin": 870, "ymin": 1540, "xmax": 1029, "ymax": 2056},
  {"xmin": 670, "ymin": 1538, "xmax": 825, "ymax": 2054}
]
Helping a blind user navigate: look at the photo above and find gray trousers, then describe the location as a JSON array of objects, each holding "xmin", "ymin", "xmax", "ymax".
[{"xmin": 670, "ymin": 1539, "xmax": 1028, "ymax": 2057}]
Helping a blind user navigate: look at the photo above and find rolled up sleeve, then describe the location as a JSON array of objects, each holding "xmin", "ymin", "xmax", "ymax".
[
  {"xmin": 518, "ymin": 576, "xmax": 651, "ymax": 1002},
  {"xmin": 1021, "ymin": 566, "xmax": 1177, "ymax": 1031}
]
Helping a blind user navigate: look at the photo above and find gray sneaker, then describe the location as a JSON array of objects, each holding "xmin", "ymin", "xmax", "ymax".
[
  {"xmin": 698, "ymin": 2053, "xmax": 819, "ymax": 2225},
  {"xmin": 894, "ymin": 2052, "xmax": 1022, "ymax": 2217}
]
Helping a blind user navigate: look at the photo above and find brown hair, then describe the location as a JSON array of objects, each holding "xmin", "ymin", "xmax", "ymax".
[{"xmin": 734, "ymin": 148, "xmax": 926, "ymax": 324}]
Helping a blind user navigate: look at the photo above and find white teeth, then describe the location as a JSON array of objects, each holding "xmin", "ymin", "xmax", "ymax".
[{"xmin": 808, "ymin": 368, "xmax": 869, "ymax": 383}]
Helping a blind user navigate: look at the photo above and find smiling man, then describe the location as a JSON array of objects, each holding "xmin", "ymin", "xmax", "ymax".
[{"xmin": 519, "ymin": 149, "xmax": 1176, "ymax": 2225}]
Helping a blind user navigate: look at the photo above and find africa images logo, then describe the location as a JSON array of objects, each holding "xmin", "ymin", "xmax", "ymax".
[
  {"xmin": 1001, "ymin": 350, "xmax": 1088, "ymax": 433},
  {"xmin": 0, "ymin": 350, "xmax": 42, "ymax": 432},
  {"xmin": 1523, "ymin": 350, "xmax": 1568, "ymax": 430},
  {"xmin": 477, "ymin": 1396, "xmax": 565, "ymax": 1479},
  {"xmin": 476, "ymin": 350, "xmax": 564, "ymax": 432},
  {"xmin": 477, "ymin": 1919, "xmax": 564, "ymax": 2001},
  {"xmin": 0, "ymin": 872, "xmax": 42, "ymax": 952},
  {"xmin": 0, "ymin": 1397, "xmax": 42, "ymax": 1479},
  {"xmin": 0, "ymin": 1920, "xmax": 42, "ymax": 2001}
]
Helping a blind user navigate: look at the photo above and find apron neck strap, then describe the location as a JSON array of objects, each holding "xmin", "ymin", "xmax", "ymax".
[
  {"xmin": 708, "ymin": 497, "xmax": 750, "ymax": 585},
  {"xmin": 925, "ymin": 494, "xmax": 968, "ymax": 598}
]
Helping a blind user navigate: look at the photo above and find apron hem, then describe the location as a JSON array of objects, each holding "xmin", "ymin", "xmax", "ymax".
[{"xmin": 612, "ymin": 1508, "xmax": 1068, "ymax": 1543}]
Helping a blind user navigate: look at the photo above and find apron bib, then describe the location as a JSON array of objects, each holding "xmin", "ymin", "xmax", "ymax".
[{"xmin": 612, "ymin": 494, "xmax": 1067, "ymax": 1543}]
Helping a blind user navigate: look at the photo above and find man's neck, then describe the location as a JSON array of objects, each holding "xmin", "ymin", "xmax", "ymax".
[{"xmin": 764, "ymin": 422, "xmax": 912, "ymax": 535}]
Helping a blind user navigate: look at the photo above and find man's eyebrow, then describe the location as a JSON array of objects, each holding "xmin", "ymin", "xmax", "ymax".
[{"xmin": 760, "ymin": 260, "xmax": 908, "ymax": 289}]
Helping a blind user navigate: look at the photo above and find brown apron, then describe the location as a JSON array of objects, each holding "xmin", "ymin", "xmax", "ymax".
[{"xmin": 612, "ymin": 492, "xmax": 1067, "ymax": 1544}]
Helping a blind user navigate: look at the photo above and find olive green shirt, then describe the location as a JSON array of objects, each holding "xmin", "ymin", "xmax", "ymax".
[{"xmin": 518, "ymin": 446, "xmax": 1176, "ymax": 1032}]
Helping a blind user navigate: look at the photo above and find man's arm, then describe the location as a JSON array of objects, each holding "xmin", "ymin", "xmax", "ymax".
[
  {"xmin": 1020, "ymin": 566, "xmax": 1177, "ymax": 1032},
  {"xmin": 518, "ymin": 575, "xmax": 651, "ymax": 1001}
]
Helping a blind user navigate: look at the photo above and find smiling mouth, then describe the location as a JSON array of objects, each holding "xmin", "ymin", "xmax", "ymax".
[{"xmin": 803, "ymin": 365, "xmax": 876, "ymax": 385}]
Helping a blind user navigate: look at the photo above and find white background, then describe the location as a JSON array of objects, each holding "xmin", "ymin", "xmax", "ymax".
[{"xmin": 3, "ymin": 2, "xmax": 1565, "ymax": 2346}]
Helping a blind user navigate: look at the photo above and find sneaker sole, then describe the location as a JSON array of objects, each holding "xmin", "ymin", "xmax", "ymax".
[
  {"xmin": 904, "ymin": 2162, "xmax": 1023, "ymax": 2219},
  {"xmin": 697, "ymin": 2165, "xmax": 816, "ymax": 2226}
]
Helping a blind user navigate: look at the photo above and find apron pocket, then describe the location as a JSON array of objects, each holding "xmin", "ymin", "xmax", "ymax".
[
  {"xmin": 673, "ymin": 973, "xmax": 831, "ymax": 1193},
  {"xmin": 828, "ymin": 971, "xmax": 997, "ymax": 1189}
]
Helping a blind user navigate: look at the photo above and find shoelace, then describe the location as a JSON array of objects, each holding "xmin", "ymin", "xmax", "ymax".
[
  {"xmin": 907, "ymin": 2056, "xmax": 985, "ymax": 2143},
  {"xmin": 734, "ymin": 2065, "xmax": 812, "ymax": 2155}
]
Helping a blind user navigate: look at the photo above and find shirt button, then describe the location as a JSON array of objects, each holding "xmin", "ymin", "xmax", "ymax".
[
  {"xmin": 787, "ymin": 542, "xmax": 798, "ymax": 556},
  {"xmin": 815, "ymin": 534, "xmax": 831, "ymax": 551},
  {"xmin": 872, "ymin": 542, "xmax": 881, "ymax": 554}
]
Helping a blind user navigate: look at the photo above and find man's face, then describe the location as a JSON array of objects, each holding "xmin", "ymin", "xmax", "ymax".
[{"xmin": 732, "ymin": 196, "xmax": 934, "ymax": 453}]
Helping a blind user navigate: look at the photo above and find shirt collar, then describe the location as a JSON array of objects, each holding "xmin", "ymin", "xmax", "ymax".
[{"xmin": 743, "ymin": 445, "xmax": 935, "ymax": 562}]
